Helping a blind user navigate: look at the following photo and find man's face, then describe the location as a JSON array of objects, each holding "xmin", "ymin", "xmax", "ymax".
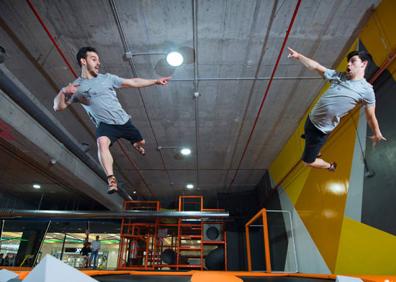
[
  {"xmin": 82, "ymin": 51, "xmax": 100, "ymax": 77},
  {"xmin": 346, "ymin": 55, "xmax": 367, "ymax": 78}
]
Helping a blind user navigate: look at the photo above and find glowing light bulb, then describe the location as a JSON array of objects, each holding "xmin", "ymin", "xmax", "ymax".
[{"xmin": 166, "ymin": 51, "xmax": 183, "ymax": 66}]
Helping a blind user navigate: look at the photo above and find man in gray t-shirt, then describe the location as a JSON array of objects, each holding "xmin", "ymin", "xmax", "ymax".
[
  {"xmin": 89, "ymin": 235, "xmax": 101, "ymax": 269},
  {"xmin": 54, "ymin": 47, "xmax": 170, "ymax": 193},
  {"xmin": 287, "ymin": 47, "xmax": 386, "ymax": 171}
]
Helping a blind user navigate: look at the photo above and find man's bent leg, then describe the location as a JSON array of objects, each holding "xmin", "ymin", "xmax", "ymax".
[
  {"xmin": 97, "ymin": 136, "xmax": 113, "ymax": 176},
  {"xmin": 304, "ymin": 158, "xmax": 336, "ymax": 171},
  {"xmin": 97, "ymin": 136, "xmax": 119, "ymax": 193}
]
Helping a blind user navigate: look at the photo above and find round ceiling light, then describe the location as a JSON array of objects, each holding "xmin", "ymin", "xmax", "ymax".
[
  {"xmin": 166, "ymin": 51, "xmax": 183, "ymax": 67},
  {"xmin": 186, "ymin": 184, "xmax": 194, "ymax": 189},
  {"xmin": 180, "ymin": 148, "xmax": 191, "ymax": 156}
]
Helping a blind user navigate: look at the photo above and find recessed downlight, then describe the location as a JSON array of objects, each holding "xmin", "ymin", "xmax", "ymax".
[
  {"xmin": 180, "ymin": 148, "xmax": 191, "ymax": 156},
  {"xmin": 186, "ymin": 184, "xmax": 194, "ymax": 189},
  {"xmin": 166, "ymin": 51, "xmax": 183, "ymax": 67}
]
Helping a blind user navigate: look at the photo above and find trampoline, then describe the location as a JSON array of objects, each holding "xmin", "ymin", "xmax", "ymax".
[
  {"xmin": 240, "ymin": 277, "xmax": 334, "ymax": 282},
  {"xmin": 93, "ymin": 274, "xmax": 191, "ymax": 282},
  {"xmin": 92, "ymin": 274, "xmax": 335, "ymax": 282}
]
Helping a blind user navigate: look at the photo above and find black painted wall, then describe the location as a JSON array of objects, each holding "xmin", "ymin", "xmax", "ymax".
[
  {"xmin": 362, "ymin": 61, "xmax": 396, "ymax": 235},
  {"xmin": 218, "ymin": 170, "xmax": 288, "ymax": 271},
  {"xmin": 255, "ymin": 171, "xmax": 288, "ymax": 271},
  {"xmin": 218, "ymin": 189, "xmax": 259, "ymax": 270}
]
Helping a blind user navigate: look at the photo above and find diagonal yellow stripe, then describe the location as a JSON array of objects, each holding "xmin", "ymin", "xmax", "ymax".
[{"xmin": 295, "ymin": 118, "xmax": 356, "ymax": 272}]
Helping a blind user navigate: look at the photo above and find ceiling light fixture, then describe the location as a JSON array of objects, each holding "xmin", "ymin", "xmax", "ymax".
[
  {"xmin": 33, "ymin": 184, "xmax": 41, "ymax": 189},
  {"xmin": 186, "ymin": 184, "xmax": 194, "ymax": 189},
  {"xmin": 180, "ymin": 148, "xmax": 192, "ymax": 156},
  {"xmin": 166, "ymin": 51, "xmax": 184, "ymax": 67}
]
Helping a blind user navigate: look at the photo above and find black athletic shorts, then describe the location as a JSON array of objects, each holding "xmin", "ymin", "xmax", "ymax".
[
  {"xmin": 301, "ymin": 117, "xmax": 328, "ymax": 163},
  {"xmin": 96, "ymin": 119, "xmax": 143, "ymax": 146}
]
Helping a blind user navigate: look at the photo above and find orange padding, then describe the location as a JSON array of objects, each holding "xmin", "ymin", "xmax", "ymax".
[
  {"xmin": 191, "ymin": 272, "xmax": 242, "ymax": 282},
  {"xmin": 359, "ymin": 275, "xmax": 396, "ymax": 282}
]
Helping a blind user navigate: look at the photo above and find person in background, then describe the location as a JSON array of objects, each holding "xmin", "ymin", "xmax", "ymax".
[
  {"xmin": 80, "ymin": 241, "xmax": 91, "ymax": 268},
  {"xmin": 89, "ymin": 235, "xmax": 101, "ymax": 269}
]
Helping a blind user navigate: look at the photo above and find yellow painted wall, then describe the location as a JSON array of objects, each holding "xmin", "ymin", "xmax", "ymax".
[
  {"xmin": 335, "ymin": 217, "xmax": 396, "ymax": 275},
  {"xmin": 268, "ymin": 0, "xmax": 396, "ymax": 275},
  {"xmin": 294, "ymin": 117, "xmax": 356, "ymax": 272},
  {"xmin": 360, "ymin": 0, "xmax": 396, "ymax": 78}
]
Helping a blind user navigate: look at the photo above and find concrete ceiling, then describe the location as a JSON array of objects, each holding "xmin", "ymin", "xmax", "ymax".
[{"xmin": 0, "ymin": 0, "xmax": 379, "ymax": 210}]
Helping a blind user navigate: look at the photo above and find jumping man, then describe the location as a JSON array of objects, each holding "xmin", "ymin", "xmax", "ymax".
[
  {"xmin": 54, "ymin": 47, "xmax": 170, "ymax": 193},
  {"xmin": 287, "ymin": 47, "xmax": 386, "ymax": 171}
]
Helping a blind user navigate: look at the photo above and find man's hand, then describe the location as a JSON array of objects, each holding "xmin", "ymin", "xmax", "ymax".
[
  {"xmin": 155, "ymin": 76, "xmax": 171, "ymax": 86},
  {"xmin": 287, "ymin": 47, "xmax": 300, "ymax": 60},
  {"xmin": 365, "ymin": 106, "xmax": 386, "ymax": 147},
  {"xmin": 62, "ymin": 83, "xmax": 79, "ymax": 104},
  {"xmin": 369, "ymin": 133, "xmax": 387, "ymax": 146},
  {"xmin": 287, "ymin": 46, "xmax": 326, "ymax": 76},
  {"xmin": 54, "ymin": 83, "xmax": 80, "ymax": 111}
]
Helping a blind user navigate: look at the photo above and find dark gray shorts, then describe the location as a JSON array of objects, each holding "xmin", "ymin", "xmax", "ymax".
[
  {"xmin": 301, "ymin": 117, "xmax": 328, "ymax": 163},
  {"xmin": 96, "ymin": 119, "xmax": 143, "ymax": 146}
]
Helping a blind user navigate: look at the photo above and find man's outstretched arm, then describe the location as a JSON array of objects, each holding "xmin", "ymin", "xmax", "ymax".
[
  {"xmin": 121, "ymin": 76, "xmax": 171, "ymax": 88},
  {"xmin": 287, "ymin": 47, "xmax": 327, "ymax": 77},
  {"xmin": 365, "ymin": 105, "xmax": 386, "ymax": 146}
]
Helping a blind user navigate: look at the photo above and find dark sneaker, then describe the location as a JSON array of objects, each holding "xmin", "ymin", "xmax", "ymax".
[
  {"xmin": 327, "ymin": 162, "xmax": 337, "ymax": 172},
  {"xmin": 107, "ymin": 186, "xmax": 118, "ymax": 194},
  {"xmin": 107, "ymin": 175, "xmax": 118, "ymax": 194}
]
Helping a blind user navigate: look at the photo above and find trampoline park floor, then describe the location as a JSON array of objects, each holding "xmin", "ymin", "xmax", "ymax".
[
  {"xmin": 11, "ymin": 269, "xmax": 396, "ymax": 282},
  {"xmin": 87, "ymin": 271, "xmax": 394, "ymax": 282},
  {"xmin": 92, "ymin": 274, "xmax": 335, "ymax": 282}
]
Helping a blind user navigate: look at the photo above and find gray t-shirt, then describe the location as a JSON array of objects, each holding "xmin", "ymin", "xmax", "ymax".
[
  {"xmin": 91, "ymin": 240, "xmax": 101, "ymax": 251},
  {"xmin": 71, "ymin": 73, "xmax": 129, "ymax": 127},
  {"xmin": 309, "ymin": 69, "xmax": 375, "ymax": 134}
]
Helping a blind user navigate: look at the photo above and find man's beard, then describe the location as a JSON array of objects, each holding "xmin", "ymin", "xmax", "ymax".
[{"xmin": 88, "ymin": 66, "xmax": 98, "ymax": 77}]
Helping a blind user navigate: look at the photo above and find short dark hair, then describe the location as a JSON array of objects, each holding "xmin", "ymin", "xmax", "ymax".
[
  {"xmin": 347, "ymin": 50, "xmax": 372, "ymax": 63},
  {"xmin": 76, "ymin": 47, "xmax": 98, "ymax": 67}
]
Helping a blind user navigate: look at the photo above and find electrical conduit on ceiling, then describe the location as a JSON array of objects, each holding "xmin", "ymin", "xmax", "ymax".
[
  {"xmin": 227, "ymin": 0, "xmax": 302, "ymax": 190},
  {"xmin": 223, "ymin": 0, "xmax": 278, "ymax": 188},
  {"xmin": 109, "ymin": 0, "xmax": 173, "ymax": 197},
  {"xmin": 192, "ymin": 0, "xmax": 200, "ymax": 191}
]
